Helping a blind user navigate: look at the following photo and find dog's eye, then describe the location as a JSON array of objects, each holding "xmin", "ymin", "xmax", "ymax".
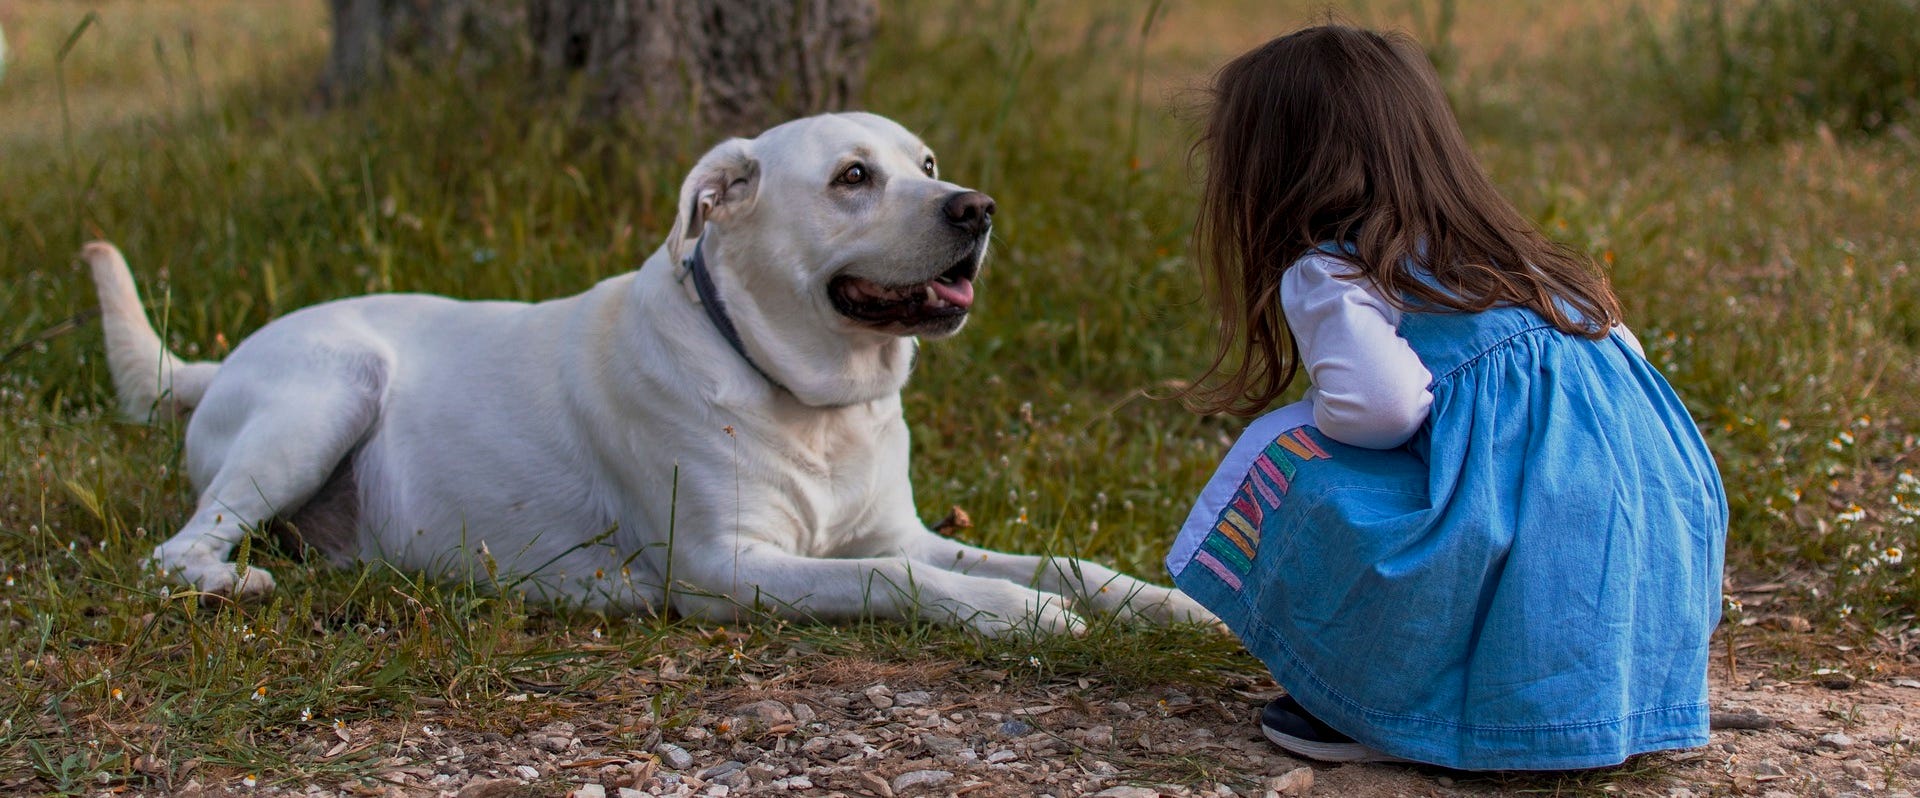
[
  {"xmin": 921, "ymin": 156, "xmax": 936, "ymax": 177},
  {"xmin": 835, "ymin": 163, "xmax": 868, "ymax": 186}
]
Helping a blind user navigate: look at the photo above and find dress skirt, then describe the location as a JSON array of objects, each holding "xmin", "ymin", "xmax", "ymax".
[{"xmin": 1168, "ymin": 304, "xmax": 1728, "ymax": 770}]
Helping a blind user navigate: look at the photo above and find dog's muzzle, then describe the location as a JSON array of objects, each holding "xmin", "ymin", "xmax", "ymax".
[{"xmin": 828, "ymin": 191, "xmax": 992, "ymax": 335}]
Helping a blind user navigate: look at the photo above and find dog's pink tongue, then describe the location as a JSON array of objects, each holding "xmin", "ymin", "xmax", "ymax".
[{"xmin": 930, "ymin": 278, "xmax": 974, "ymax": 309}]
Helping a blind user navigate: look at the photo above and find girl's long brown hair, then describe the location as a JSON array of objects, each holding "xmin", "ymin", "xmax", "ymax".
[{"xmin": 1184, "ymin": 24, "xmax": 1622, "ymax": 417}]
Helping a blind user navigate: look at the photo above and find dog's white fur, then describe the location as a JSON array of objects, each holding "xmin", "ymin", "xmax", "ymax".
[{"xmin": 87, "ymin": 112, "xmax": 1213, "ymax": 636}]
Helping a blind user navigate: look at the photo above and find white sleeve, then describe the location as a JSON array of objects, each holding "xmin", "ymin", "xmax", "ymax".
[
  {"xmin": 1280, "ymin": 255, "xmax": 1433, "ymax": 449},
  {"xmin": 1612, "ymin": 323, "xmax": 1646, "ymax": 357}
]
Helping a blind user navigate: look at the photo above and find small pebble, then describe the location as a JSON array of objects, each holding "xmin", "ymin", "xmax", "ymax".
[
  {"xmin": 999, "ymin": 719, "xmax": 1034, "ymax": 736},
  {"xmin": 655, "ymin": 742, "xmax": 695, "ymax": 770},
  {"xmin": 1818, "ymin": 732, "xmax": 1856, "ymax": 750},
  {"xmin": 1267, "ymin": 767, "xmax": 1313, "ymax": 796},
  {"xmin": 512, "ymin": 765, "xmax": 539, "ymax": 780},
  {"xmin": 865, "ymin": 685, "xmax": 896, "ymax": 710},
  {"xmin": 567, "ymin": 786, "xmax": 605, "ymax": 798},
  {"xmin": 701, "ymin": 760, "xmax": 747, "ymax": 787},
  {"xmin": 921, "ymin": 734, "xmax": 968, "ymax": 756},
  {"xmin": 734, "ymin": 700, "xmax": 795, "ymax": 726},
  {"xmin": 891, "ymin": 769, "xmax": 953, "ymax": 792}
]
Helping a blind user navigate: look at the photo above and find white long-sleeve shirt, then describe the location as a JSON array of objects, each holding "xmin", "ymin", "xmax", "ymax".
[
  {"xmin": 1281, "ymin": 254, "xmax": 1433, "ymax": 449},
  {"xmin": 1280, "ymin": 254, "xmax": 1645, "ymax": 450}
]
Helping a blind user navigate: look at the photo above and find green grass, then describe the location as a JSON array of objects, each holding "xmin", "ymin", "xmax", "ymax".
[
  {"xmin": 1627, "ymin": 0, "xmax": 1920, "ymax": 142},
  {"xmin": 2, "ymin": 0, "xmax": 1918, "ymax": 791}
]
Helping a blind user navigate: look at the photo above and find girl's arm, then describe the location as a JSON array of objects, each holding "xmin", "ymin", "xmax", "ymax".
[{"xmin": 1280, "ymin": 255, "xmax": 1432, "ymax": 449}]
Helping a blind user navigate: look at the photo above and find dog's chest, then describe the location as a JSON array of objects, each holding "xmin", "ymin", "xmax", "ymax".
[{"xmin": 752, "ymin": 408, "xmax": 907, "ymax": 545}]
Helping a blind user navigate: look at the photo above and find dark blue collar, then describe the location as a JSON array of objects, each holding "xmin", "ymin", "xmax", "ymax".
[{"xmin": 681, "ymin": 232, "xmax": 787, "ymax": 393}]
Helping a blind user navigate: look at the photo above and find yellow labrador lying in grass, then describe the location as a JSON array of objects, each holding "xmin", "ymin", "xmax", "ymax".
[{"xmin": 86, "ymin": 112, "xmax": 1214, "ymax": 636}]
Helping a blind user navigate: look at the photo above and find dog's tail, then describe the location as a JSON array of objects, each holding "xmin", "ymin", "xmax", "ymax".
[{"xmin": 82, "ymin": 242, "xmax": 220, "ymax": 422}]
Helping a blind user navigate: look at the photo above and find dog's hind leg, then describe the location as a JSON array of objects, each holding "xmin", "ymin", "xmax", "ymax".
[{"xmin": 154, "ymin": 354, "xmax": 386, "ymax": 598}]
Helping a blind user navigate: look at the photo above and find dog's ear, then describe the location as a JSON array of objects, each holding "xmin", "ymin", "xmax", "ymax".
[{"xmin": 668, "ymin": 138, "xmax": 760, "ymax": 263}]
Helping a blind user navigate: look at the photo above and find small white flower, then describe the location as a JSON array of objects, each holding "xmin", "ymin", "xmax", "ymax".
[
  {"xmin": 242, "ymin": 774, "xmax": 258, "ymax": 788},
  {"xmin": 1883, "ymin": 547, "xmax": 1904, "ymax": 565},
  {"xmin": 301, "ymin": 707, "xmax": 312, "ymax": 722},
  {"xmin": 1838, "ymin": 505, "xmax": 1866, "ymax": 524}
]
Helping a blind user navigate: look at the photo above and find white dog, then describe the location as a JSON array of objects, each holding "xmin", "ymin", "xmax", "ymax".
[{"xmin": 86, "ymin": 112, "xmax": 1213, "ymax": 636}]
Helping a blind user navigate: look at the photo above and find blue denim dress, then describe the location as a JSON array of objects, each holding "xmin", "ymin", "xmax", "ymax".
[{"xmin": 1167, "ymin": 302, "xmax": 1728, "ymax": 770}]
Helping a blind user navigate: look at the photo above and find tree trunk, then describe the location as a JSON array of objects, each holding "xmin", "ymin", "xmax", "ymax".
[
  {"xmin": 527, "ymin": 0, "xmax": 878, "ymax": 136},
  {"xmin": 323, "ymin": 0, "xmax": 877, "ymax": 135},
  {"xmin": 319, "ymin": 0, "xmax": 523, "ymax": 102}
]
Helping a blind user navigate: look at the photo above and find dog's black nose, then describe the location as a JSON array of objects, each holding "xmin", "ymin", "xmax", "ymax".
[{"xmin": 942, "ymin": 191, "xmax": 996, "ymax": 236}]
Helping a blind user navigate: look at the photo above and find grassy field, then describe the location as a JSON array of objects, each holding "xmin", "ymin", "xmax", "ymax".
[{"xmin": 1, "ymin": 0, "xmax": 1917, "ymax": 791}]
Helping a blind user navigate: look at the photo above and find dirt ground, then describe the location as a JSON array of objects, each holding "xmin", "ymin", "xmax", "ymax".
[{"xmin": 117, "ymin": 654, "xmax": 1918, "ymax": 798}]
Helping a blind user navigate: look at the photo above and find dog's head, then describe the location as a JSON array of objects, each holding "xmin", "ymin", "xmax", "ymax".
[{"xmin": 668, "ymin": 113, "xmax": 994, "ymax": 343}]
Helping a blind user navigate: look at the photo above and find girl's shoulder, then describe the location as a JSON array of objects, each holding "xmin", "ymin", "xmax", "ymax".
[{"xmin": 1281, "ymin": 250, "xmax": 1400, "ymax": 327}]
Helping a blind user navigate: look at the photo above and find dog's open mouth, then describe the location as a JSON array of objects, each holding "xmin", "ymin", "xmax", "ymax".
[{"xmin": 829, "ymin": 258, "xmax": 977, "ymax": 330}]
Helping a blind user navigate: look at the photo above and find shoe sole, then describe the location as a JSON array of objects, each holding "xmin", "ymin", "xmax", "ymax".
[{"xmin": 1260, "ymin": 724, "xmax": 1413, "ymax": 764}]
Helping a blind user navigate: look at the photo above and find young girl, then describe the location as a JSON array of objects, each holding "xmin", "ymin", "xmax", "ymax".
[{"xmin": 1166, "ymin": 25, "xmax": 1727, "ymax": 770}]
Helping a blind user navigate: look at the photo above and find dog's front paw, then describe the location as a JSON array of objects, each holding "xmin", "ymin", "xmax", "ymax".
[
  {"xmin": 165, "ymin": 559, "xmax": 278, "ymax": 599},
  {"xmin": 1104, "ymin": 584, "xmax": 1223, "ymax": 628},
  {"xmin": 965, "ymin": 592, "xmax": 1085, "ymax": 638}
]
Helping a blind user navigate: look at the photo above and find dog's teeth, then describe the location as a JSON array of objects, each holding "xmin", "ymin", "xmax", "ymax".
[{"xmin": 924, "ymin": 285, "xmax": 937, "ymax": 303}]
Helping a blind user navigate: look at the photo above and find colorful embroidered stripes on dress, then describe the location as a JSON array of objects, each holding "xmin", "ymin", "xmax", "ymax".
[{"xmin": 1190, "ymin": 428, "xmax": 1332, "ymax": 589}]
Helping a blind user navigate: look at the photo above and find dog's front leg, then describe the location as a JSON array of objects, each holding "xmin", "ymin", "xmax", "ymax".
[
  {"xmin": 665, "ymin": 541, "xmax": 1084, "ymax": 637},
  {"xmin": 894, "ymin": 528, "xmax": 1218, "ymax": 626}
]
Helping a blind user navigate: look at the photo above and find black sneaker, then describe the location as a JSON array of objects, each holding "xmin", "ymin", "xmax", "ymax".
[{"xmin": 1259, "ymin": 695, "xmax": 1408, "ymax": 763}]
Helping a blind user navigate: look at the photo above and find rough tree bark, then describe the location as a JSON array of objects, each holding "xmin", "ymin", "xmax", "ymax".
[
  {"xmin": 322, "ymin": 0, "xmax": 878, "ymax": 136},
  {"xmin": 319, "ymin": 0, "xmax": 523, "ymax": 102}
]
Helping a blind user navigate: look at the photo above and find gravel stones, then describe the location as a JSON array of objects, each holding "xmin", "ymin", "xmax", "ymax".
[{"xmin": 185, "ymin": 653, "xmax": 1920, "ymax": 798}]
